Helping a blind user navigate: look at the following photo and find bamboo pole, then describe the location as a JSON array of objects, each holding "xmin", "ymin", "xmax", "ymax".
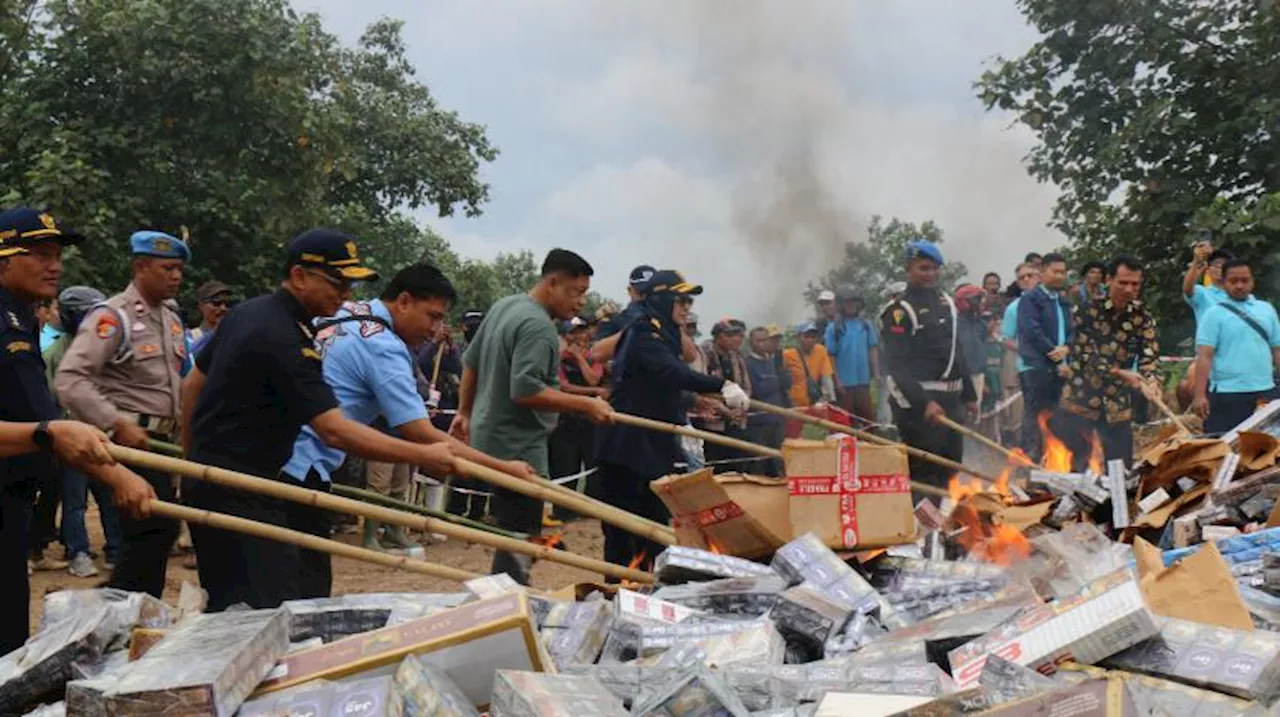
[
  {"xmin": 110, "ymin": 445, "xmax": 654, "ymax": 583},
  {"xmin": 147, "ymin": 438, "xmax": 676, "ymax": 546},
  {"xmin": 149, "ymin": 500, "xmax": 482, "ymax": 584},
  {"xmin": 747, "ymin": 399, "xmax": 1003, "ymax": 485},
  {"xmin": 609, "ymin": 411, "xmax": 950, "ymax": 500},
  {"xmin": 1146, "ymin": 385, "xmax": 1193, "ymax": 437},
  {"xmin": 935, "ymin": 415, "xmax": 1039, "ymax": 468},
  {"xmin": 328, "ymin": 483, "xmax": 520, "ymax": 539}
]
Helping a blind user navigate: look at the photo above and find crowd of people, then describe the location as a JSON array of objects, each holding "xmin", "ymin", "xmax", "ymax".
[{"xmin": 3, "ymin": 201, "xmax": 1280, "ymax": 656}]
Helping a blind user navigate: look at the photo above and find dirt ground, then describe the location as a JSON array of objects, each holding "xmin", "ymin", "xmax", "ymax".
[{"xmin": 28, "ymin": 505, "xmax": 606, "ymax": 632}]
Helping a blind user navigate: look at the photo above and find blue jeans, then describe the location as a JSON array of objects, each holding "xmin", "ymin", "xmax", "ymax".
[{"xmin": 61, "ymin": 467, "xmax": 121, "ymax": 561}]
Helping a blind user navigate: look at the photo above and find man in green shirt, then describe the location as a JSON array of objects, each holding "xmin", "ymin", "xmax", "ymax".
[{"xmin": 451, "ymin": 248, "xmax": 613, "ymax": 584}]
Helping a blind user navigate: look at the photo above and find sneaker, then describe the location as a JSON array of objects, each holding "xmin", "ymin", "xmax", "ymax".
[
  {"xmin": 30, "ymin": 555, "xmax": 69, "ymax": 571},
  {"xmin": 68, "ymin": 553, "xmax": 99, "ymax": 578}
]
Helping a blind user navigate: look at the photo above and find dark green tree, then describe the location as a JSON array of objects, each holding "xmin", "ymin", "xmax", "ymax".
[
  {"xmin": 0, "ymin": 0, "xmax": 496, "ymax": 302},
  {"xmin": 978, "ymin": 0, "xmax": 1280, "ymax": 344}
]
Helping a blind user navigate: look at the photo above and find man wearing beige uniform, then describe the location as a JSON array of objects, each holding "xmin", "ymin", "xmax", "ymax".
[{"xmin": 55, "ymin": 230, "xmax": 189, "ymax": 597}]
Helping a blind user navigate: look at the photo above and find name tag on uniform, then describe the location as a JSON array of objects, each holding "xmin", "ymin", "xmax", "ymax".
[
  {"xmin": 138, "ymin": 344, "xmax": 159, "ymax": 355},
  {"xmin": 301, "ymin": 347, "xmax": 321, "ymax": 360},
  {"xmin": 5, "ymin": 341, "xmax": 32, "ymax": 354}
]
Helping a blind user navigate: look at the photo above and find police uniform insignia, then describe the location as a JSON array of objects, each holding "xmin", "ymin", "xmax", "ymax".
[
  {"xmin": 153, "ymin": 237, "xmax": 172, "ymax": 254},
  {"xmin": 139, "ymin": 344, "xmax": 159, "ymax": 355},
  {"xmin": 6, "ymin": 311, "xmax": 21, "ymax": 330},
  {"xmin": 345, "ymin": 241, "xmax": 357, "ymax": 258},
  {"xmin": 296, "ymin": 321, "xmax": 315, "ymax": 341},
  {"xmin": 302, "ymin": 347, "xmax": 321, "ymax": 360},
  {"xmin": 892, "ymin": 309, "xmax": 905, "ymax": 325},
  {"xmin": 38, "ymin": 213, "xmax": 57, "ymax": 231},
  {"xmin": 171, "ymin": 321, "xmax": 181, "ymax": 335},
  {"xmin": 5, "ymin": 340, "xmax": 31, "ymax": 354},
  {"xmin": 96, "ymin": 313, "xmax": 120, "ymax": 339}
]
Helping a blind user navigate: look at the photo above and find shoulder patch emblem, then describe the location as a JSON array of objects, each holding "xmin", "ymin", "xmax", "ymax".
[
  {"xmin": 6, "ymin": 340, "xmax": 32, "ymax": 354},
  {"xmin": 6, "ymin": 311, "xmax": 22, "ymax": 330},
  {"xmin": 302, "ymin": 347, "xmax": 321, "ymax": 360},
  {"xmin": 138, "ymin": 344, "xmax": 159, "ymax": 355},
  {"xmin": 892, "ymin": 308, "xmax": 905, "ymax": 325},
  {"xmin": 96, "ymin": 313, "xmax": 120, "ymax": 339}
]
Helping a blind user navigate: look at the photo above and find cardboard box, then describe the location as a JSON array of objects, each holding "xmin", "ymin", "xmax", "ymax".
[
  {"xmin": 104, "ymin": 608, "xmax": 290, "ymax": 717},
  {"xmin": 490, "ymin": 671, "xmax": 627, "ymax": 717},
  {"xmin": 650, "ymin": 469, "xmax": 790, "ymax": 559},
  {"xmin": 947, "ymin": 569, "xmax": 1158, "ymax": 690},
  {"xmin": 253, "ymin": 593, "xmax": 550, "ymax": 708},
  {"xmin": 783, "ymin": 438, "xmax": 914, "ymax": 550}
]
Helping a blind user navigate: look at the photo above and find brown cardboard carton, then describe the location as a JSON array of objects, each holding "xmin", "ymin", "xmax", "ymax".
[
  {"xmin": 252, "ymin": 593, "xmax": 549, "ymax": 708},
  {"xmin": 650, "ymin": 469, "xmax": 790, "ymax": 559},
  {"xmin": 784, "ymin": 437, "xmax": 914, "ymax": 550}
]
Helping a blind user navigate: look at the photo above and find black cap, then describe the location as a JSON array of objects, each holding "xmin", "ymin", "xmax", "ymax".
[
  {"xmin": 286, "ymin": 229, "xmax": 378, "ymax": 281},
  {"xmin": 646, "ymin": 270, "xmax": 703, "ymax": 296},
  {"xmin": 460, "ymin": 309, "xmax": 484, "ymax": 325},
  {"xmin": 712, "ymin": 318, "xmax": 746, "ymax": 336},
  {"xmin": 629, "ymin": 264, "xmax": 656, "ymax": 289},
  {"xmin": 196, "ymin": 280, "xmax": 233, "ymax": 303},
  {"xmin": 0, "ymin": 208, "xmax": 84, "ymax": 258}
]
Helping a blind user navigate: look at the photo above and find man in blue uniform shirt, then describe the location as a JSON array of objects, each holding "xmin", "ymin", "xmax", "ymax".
[
  {"xmin": 181, "ymin": 229, "xmax": 458, "ymax": 610},
  {"xmin": 280, "ymin": 263, "xmax": 537, "ymax": 597},
  {"xmin": 0, "ymin": 207, "xmax": 154, "ymax": 652},
  {"xmin": 593, "ymin": 270, "xmax": 749, "ymax": 573}
]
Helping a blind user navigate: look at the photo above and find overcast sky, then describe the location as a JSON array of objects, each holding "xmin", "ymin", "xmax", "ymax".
[{"xmin": 296, "ymin": 0, "xmax": 1060, "ymax": 324}]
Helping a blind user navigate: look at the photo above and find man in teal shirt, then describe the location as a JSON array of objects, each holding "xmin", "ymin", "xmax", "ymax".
[
  {"xmin": 451, "ymin": 248, "xmax": 613, "ymax": 584},
  {"xmin": 1192, "ymin": 258, "xmax": 1280, "ymax": 434},
  {"xmin": 1183, "ymin": 243, "xmax": 1233, "ymax": 324}
]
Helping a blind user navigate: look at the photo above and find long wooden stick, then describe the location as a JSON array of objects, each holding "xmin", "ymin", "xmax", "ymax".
[
  {"xmin": 935, "ymin": 415, "xmax": 1039, "ymax": 468},
  {"xmin": 147, "ymin": 438, "xmax": 675, "ymax": 547},
  {"xmin": 110, "ymin": 445, "xmax": 654, "ymax": 583},
  {"xmin": 1146, "ymin": 385, "xmax": 1193, "ymax": 437},
  {"xmin": 328, "ymin": 483, "xmax": 519, "ymax": 539},
  {"xmin": 610, "ymin": 411, "xmax": 949, "ymax": 499},
  {"xmin": 149, "ymin": 500, "xmax": 482, "ymax": 584},
  {"xmin": 747, "ymin": 400, "xmax": 1002, "ymax": 485}
]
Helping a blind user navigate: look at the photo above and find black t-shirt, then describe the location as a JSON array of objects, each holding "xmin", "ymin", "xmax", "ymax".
[
  {"xmin": 0, "ymin": 287, "xmax": 57, "ymax": 487},
  {"xmin": 189, "ymin": 289, "xmax": 338, "ymax": 478}
]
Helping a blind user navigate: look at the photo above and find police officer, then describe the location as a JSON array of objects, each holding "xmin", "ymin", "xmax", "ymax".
[
  {"xmin": 593, "ymin": 270, "xmax": 749, "ymax": 573},
  {"xmin": 880, "ymin": 241, "xmax": 978, "ymax": 497},
  {"xmin": 180, "ymin": 229, "xmax": 455, "ymax": 610},
  {"xmin": 0, "ymin": 207, "xmax": 154, "ymax": 652},
  {"xmin": 55, "ymin": 230, "xmax": 191, "ymax": 597}
]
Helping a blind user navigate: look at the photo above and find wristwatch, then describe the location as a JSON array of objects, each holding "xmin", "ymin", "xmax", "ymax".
[{"xmin": 33, "ymin": 420, "xmax": 54, "ymax": 452}]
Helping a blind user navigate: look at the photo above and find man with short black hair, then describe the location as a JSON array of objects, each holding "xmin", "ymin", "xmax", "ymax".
[
  {"xmin": 1016, "ymin": 251, "xmax": 1072, "ymax": 461},
  {"xmin": 181, "ymin": 229, "xmax": 459, "ymax": 610},
  {"xmin": 1192, "ymin": 258, "xmax": 1280, "ymax": 433},
  {"xmin": 1075, "ymin": 261, "xmax": 1106, "ymax": 305},
  {"xmin": 1183, "ymin": 242, "xmax": 1234, "ymax": 324},
  {"xmin": 450, "ymin": 248, "xmax": 614, "ymax": 584},
  {"xmin": 1056, "ymin": 256, "xmax": 1159, "ymax": 469},
  {"xmin": 744, "ymin": 326, "xmax": 790, "ymax": 475}
]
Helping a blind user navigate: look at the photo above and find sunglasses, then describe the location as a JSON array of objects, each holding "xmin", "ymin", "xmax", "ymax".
[
  {"xmin": 205, "ymin": 298, "xmax": 235, "ymax": 308},
  {"xmin": 676, "ymin": 296, "xmax": 695, "ymax": 307},
  {"xmin": 304, "ymin": 268, "xmax": 352, "ymax": 292}
]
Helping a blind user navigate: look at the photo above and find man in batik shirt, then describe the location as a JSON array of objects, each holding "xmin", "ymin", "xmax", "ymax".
[{"xmin": 1055, "ymin": 256, "xmax": 1160, "ymax": 470}]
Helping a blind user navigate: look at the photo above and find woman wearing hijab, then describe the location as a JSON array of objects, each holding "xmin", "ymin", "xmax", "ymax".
[{"xmin": 593, "ymin": 270, "xmax": 749, "ymax": 574}]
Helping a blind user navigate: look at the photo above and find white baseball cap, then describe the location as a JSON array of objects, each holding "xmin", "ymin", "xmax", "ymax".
[{"xmin": 817, "ymin": 290, "xmax": 836, "ymax": 302}]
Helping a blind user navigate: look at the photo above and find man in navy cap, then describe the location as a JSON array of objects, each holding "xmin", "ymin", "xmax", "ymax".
[
  {"xmin": 180, "ymin": 229, "xmax": 457, "ymax": 610},
  {"xmin": 0, "ymin": 208, "xmax": 156, "ymax": 651},
  {"xmin": 56, "ymin": 229, "xmax": 192, "ymax": 596},
  {"xmin": 879, "ymin": 240, "xmax": 978, "ymax": 498}
]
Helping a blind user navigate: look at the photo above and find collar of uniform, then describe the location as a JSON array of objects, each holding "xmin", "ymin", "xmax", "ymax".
[
  {"xmin": 369, "ymin": 298, "xmax": 395, "ymax": 332},
  {"xmin": 1038, "ymin": 285, "xmax": 1060, "ymax": 300},
  {"xmin": 121, "ymin": 282, "xmax": 164, "ymax": 318},
  {"xmin": 903, "ymin": 286, "xmax": 935, "ymax": 301},
  {"xmin": 274, "ymin": 288, "xmax": 313, "ymax": 323},
  {"xmin": 0, "ymin": 285, "xmax": 36, "ymax": 332}
]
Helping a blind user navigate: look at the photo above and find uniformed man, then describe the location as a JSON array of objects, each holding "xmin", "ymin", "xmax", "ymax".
[
  {"xmin": 179, "ymin": 229, "xmax": 455, "ymax": 610},
  {"xmin": 0, "ymin": 207, "xmax": 154, "ymax": 652},
  {"xmin": 880, "ymin": 240, "xmax": 978, "ymax": 497},
  {"xmin": 594, "ymin": 271, "xmax": 748, "ymax": 572},
  {"xmin": 187, "ymin": 279, "xmax": 233, "ymax": 360},
  {"xmin": 54, "ymin": 230, "xmax": 190, "ymax": 598},
  {"xmin": 280, "ymin": 263, "xmax": 538, "ymax": 597}
]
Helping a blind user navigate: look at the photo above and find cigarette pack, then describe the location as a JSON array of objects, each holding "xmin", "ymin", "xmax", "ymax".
[
  {"xmin": 490, "ymin": 671, "xmax": 627, "ymax": 717},
  {"xmin": 1107, "ymin": 460, "xmax": 1130, "ymax": 530},
  {"xmin": 1064, "ymin": 665, "xmax": 1271, "ymax": 717},
  {"xmin": 1103, "ymin": 616, "xmax": 1280, "ymax": 703},
  {"xmin": 856, "ymin": 688, "xmax": 992, "ymax": 716},
  {"xmin": 783, "ymin": 438, "xmax": 914, "ymax": 550},
  {"xmin": 914, "ymin": 500, "xmax": 945, "ymax": 532},
  {"xmin": 652, "ymin": 576, "xmax": 788, "ymax": 617},
  {"xmin": 254, "ymin": 593, "xmax": 549, "ymax": 708},
  {"xmin": 465, "ymin": 575, "xmax": 525, "ymax": 601},
  {"xmin": 1138, "ymin": 488, "xmax": 1171, "ymax": 515},
  {"xmin": 392, "ymin": 654, "xmax": 480, "ymax": 717},
  {"xmin": 774, "ymin": 663, "xmax": 954, "ymax": 706},
  {"xmin": 538, "ymin": 599, "xmax": 613, "ymax": 669},
  {"xmin": 880, "ymin": 591, "xmax": 1042, "ymax": 670},
  {"xmin": 767, "ymin": 585, "xmax": 854, "ymax": 661},
  {"xmin": 251, "ymin": 679, "xmax": 333, "ymax": 717},
  {"xmin": 946, "ymin": 569, "xmax": 1158, "ymax": 689},
  {"xmin": 614, "ymin": 589, "xmax": 701, "ymax": 624},
  {"xmin": 772, "ymin": 533, "xmax": 905, "ymax": 629},
  {"xmin": 652, "ymin": 546, "xmax": 776, "ymax": 583},
  {"xmin": 329, "ymin": 675, "xmax": 394, "ymax": 716},
  {"xmin": 630, "ymin": 665, "xmax": 752, "ymax": 717},
  {"xmin": 651, "ymin": 469, "xmax": 791, "ymax": 559},
  {"xmin": 976, "ymin": 655, "xmax": 1055, "ymax": 704},
  {"xmin": 827, "ymin": 639, "xmax": 929, "ymax": 668},
  {"xmin": 0, "ymin": 605, "xmax": 117, "ymax": 714},
  {"xmin": 683, "ymin": 620, "xmax": 785, "ymax": 669},
  {"xmin": 973, "ymin": 678, "xmax": 1137, "ymax": 716},
  {"xmin": 281, "ymin": 593, "xmax": 470, "ymax": 643},
  {"xmin": 104, "ymin": 608, "xmax": 290, "ymax": 717}
]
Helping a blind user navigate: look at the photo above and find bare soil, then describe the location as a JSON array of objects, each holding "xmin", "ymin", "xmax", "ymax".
[{"xmin": 28, "ymin": 505, "xmax": 605, "ymax": 632}]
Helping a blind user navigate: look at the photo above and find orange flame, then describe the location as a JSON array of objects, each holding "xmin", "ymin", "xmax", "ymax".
[
  {"xmin": 532, "ymin": 532, "xmax": 564, "ymax": 550},
  {"xmin": 706, "ymin": 541, "xmax": 724, "ymax": 556},
  {"xmin": 1087, "ymin": 432, "xmax": 1105, "ymax": 475},
  {"xmin": 981, "ymin": 524, "xmax": 1032, "ymax": 564},
  {"xmin": 1038, "ymin": 413, "xmax": 1073, "ymax": 473},
  {"xmin": 948, "ymin": 474, "xmax": 986, "ymax": 503},
  {"xmin": 627, "ymin": 550, "xmax": 649, "ymax": 572},
  {"xmin": 993, "ymin": 466, "xmax": 1012, "ymax": 496}
]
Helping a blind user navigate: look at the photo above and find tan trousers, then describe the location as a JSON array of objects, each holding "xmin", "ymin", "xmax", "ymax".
[{"xmin": 367, "ymin": 462, "xmax": 411, "ymax": 496}]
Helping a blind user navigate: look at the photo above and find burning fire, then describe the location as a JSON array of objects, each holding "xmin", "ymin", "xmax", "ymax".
[
  {"xmin": 1087, "ymin": 433, "xmax": 1105, "ymax": 475},
  {"xmin": 948, "ymin": 474, "xmax": 986, "ymax": 503},
  {"xmin": 1038, "ymin": 413, "xmax": 1072, "ymax": 472},
  {"xmin": 627, "ymin": 550, "xmax": 649, "ymax": 572},
  {"xmin": 982, "ymin": 524, "xmax": 1033, "ymax": 564},
  {"xmin": 531, "ymin": 532, "xmax": 564, "ymax": 550}
]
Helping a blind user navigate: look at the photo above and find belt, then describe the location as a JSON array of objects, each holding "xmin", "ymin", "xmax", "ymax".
[
  {"xmin": 920, "ymin": 380, "xmax": 963, "ymax": 393},
  {"xmin": 120, "ymin": 411, "xmax": 178, "ymax": 437}
]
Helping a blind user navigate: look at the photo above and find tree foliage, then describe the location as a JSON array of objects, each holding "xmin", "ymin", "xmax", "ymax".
[
  {"xmin": 978, "ymin": 0, "xmax": 1280, "ymax": 344},
  {"xmin": 806, "ymin": 216, "xmax": 968, "ymax": 311},
  {"xmin": 0, "ymin": 0, "xmax": 497, "ymax": 309}
]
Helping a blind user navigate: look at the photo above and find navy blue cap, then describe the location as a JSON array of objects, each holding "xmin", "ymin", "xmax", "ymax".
[
  {"xmin": 0, "ymin": 208, "xmax": 84, "ymax": 258},
  {"xmin": 130, "ymin": 230, "xmax": 191, "ymax": 261},
  {"xmin": 646, "ymin": 270, "xmax": 703, "ymax": 296},
  {"xmin": 286, "ymin": 229, "xmax": 378, "ymax": 281},
  {"xmin": 629, "ymin": 264, "xmax": 656, "ymax": 288},
  {"xmin": 559, "ymin": 316, "xmax": 588, "ymax": 334},
  {"xmin": 905, "ymin": 239, "xmax": 944, "ymax": 266}
]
